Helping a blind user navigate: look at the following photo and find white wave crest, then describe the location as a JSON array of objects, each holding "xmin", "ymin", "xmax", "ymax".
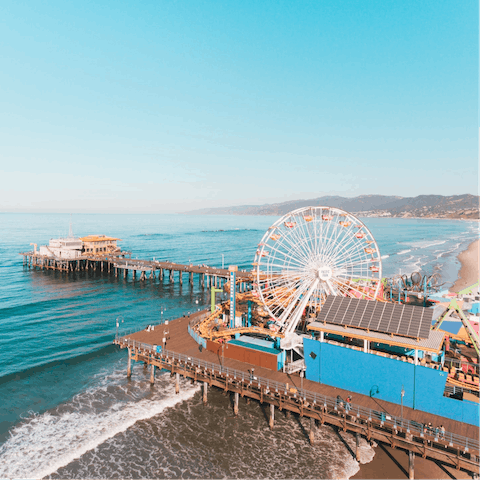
[
  {"xmin": 409, "ymin": 239, "xmax": 446, "ymax": 249},
  {"xmin": 0, "ymin": 378, "xmax": 199, "ymax": 479},
  {"xmin": 381, "ymin": 255, "xmax": 390, "ymax": 259},
  {"xmin": 397, "ymin": 249, "xmax": 411, "ymax": 255}
]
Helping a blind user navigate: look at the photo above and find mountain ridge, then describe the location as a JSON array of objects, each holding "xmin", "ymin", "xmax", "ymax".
[{"xmin": 182, "ymin": 194, "xmax": 480, "ymax": 219}]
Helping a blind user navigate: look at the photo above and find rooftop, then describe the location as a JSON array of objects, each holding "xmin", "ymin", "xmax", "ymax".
[
  {"xmin": 79, "ymin": 235, "xmax": 121, "ymax": 242},
  {"xmin": 307, "ymin": 321, "xmax": 445, "ymax": 353}
]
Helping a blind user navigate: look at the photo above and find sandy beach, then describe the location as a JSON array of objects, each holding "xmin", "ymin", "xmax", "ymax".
[
  {"xmin": 352, "ymin": 442, "xmax": 471, "ymax": 479},
  {"xmin": 451, "ymin": 239, "xmax": 480, "ymax": 292}
]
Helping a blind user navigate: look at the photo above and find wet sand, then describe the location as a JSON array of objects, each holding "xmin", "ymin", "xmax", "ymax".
[
  {"xmin": 352, "ymin": 442, "xmax": 471, "ymax": 480},
  {"xmin": 451, "ymin": 239, "xmax": 480, "ymax": 293}
]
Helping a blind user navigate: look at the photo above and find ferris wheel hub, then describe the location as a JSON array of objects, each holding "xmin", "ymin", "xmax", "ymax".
[{"xmin": 317, "ymin": 265, "xmax": 333, "ymax": 281}]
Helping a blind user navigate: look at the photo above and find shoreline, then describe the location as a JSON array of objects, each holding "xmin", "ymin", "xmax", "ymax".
[{"xmin": 450, "ymin": 239, "xmax": 480, "ymax": 293}]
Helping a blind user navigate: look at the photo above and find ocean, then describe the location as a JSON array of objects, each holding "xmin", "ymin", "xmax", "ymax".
[{"xmin": 0, "ymin": 213, "xmax": 478, "ymax": 479}]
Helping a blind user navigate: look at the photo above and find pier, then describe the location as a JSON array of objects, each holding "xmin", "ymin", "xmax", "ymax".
[
  {"xmin": 20, "ymin": 251, "xmax": 253, "ymax": 288},
  {"xmin": 115, "ymin": 311, "xmax": 479, "ymax": 478}
]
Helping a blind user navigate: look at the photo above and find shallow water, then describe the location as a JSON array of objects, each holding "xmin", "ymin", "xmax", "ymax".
[{"xmin": 0, "ymin": 213, "xmax": 477, "ymax": 478}]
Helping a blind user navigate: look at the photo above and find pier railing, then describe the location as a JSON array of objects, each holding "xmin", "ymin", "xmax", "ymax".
[{"xmin": 117, "ymin": 336, "xmax": 479, "ymax": 454}]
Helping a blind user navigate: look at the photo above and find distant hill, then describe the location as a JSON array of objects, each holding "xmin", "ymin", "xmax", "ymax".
[{"xmin": 183, "ymin": 194, "xmax": 480, "ymax": 219}]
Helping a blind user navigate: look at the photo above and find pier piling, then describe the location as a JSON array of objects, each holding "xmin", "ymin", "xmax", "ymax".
[
  {"xmin": 309, "ymin": 417, "xmax": 316, "ymax": 445},
  {"xmin": 203, "ymin": 381, "xmax": 208, "ymax": 405},
  {"xmin": 355, "ymin": 432, "xmax": 360, "ymax": 461},
  {"xmin": 127, "ymin": 348, "xmax": 132, "ymax": 378},
  {"xmin": 408, "ymin": 450, "xmax": 415, "ymax": 479},
  {"xmin": 269, "ymin": 403, "xmax": 275, "ymax": 430},
  {"xmin": 234, "ymin": 392, "xmax": 239, "ymax": 416},
  {"xmin": 175, "ymin": 372, "xmax": 180, "ymax": 394},
  {"xmin": 150, "ymin": 364, "xmax": 155, "ymax": 385}
]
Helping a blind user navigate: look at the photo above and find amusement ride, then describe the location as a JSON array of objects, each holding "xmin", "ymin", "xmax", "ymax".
[{"xmin": 253, "ymin": 206, "xmax": 383, "ymax": 349}]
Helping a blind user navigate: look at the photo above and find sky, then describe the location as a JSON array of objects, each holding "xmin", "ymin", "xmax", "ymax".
[{"xmin": 0, "ymin": 0, "xmax": 478, "ymax": 213}]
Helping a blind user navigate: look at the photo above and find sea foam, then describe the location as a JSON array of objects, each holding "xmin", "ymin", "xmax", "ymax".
[{"xmin": 0, "ymin": 370, "xmax": 199, "ymax": 479}]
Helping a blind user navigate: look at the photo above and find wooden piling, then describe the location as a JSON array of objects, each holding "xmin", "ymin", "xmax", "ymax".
[
  {"xmin": 309, "ymin": 417, "xmax": 316, "ymax": 445},
  {"xmin": 269, "ymin": 403, "xmax": 275, "ymax": 430},
  {"xmin": 203, "ymin": 381, "xmax": 208, "ymax": 405},
  {"xmin": 175, "ymin": 372, "xmax": 180, "ymax": 394},
  {"xmin": 355, "ymin": 432, "xmax": 360, "ymax": 461},
  {"xmin": 408, "ymin": 450, "xmax": 414, "ymax": 479},
  {"xmin": 150, "ymin": 363, "xmax": 155, "ymax": 384},
  {"xmin": 234, "ymin": 392, "xmax": 239, "ymax": 416},
  {"xmin": 127, "ymin": 348, "xmax": 132, "ymax": 378}
]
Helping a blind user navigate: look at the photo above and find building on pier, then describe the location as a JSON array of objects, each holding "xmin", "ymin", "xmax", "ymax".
[
  {"xmin": 39, "ymin": 236, "xmax": 83, "ymax": 259},
  {"xmin": 80, "ymin": 235, "xmax": 121, "ymax": 256}
]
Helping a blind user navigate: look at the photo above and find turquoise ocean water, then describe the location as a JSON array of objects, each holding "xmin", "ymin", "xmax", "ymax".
[{"xmin": 0, "ymin": 213, "xmax": 477, "ymax": 478}]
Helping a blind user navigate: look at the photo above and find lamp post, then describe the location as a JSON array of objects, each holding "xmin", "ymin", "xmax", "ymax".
[{"xmin": 401, "ymin": 385, "xmax": 405, "ymax": 427}]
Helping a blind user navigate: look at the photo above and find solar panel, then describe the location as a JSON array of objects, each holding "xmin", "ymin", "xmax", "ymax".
[{"xmin": 318, "ymin": 296, "xmax": 433, "ymax": 339}]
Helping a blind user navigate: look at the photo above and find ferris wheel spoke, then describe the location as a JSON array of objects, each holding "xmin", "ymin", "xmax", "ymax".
[
  {"xmin": 280, "ymin": 226, "xmax": 313, "ymax": 264},
  {"xmin": 324, "ymin": 219, "xmax": 365, "ymax": 259},
  {"xmin": 325, "ymin": 231, "xmax": 364, "ymax": 263},
  {"xmin": 327, "ymin": 241, "xmax": 369, "ymax": 268},
  {"xmin": 261, "ymin": 241, "xmax": 309, "ymax": 268}
]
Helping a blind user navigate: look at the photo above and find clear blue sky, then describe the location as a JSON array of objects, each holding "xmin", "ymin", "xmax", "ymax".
[{"xmin": 0, "ymin": 0, "xmax": 477, "ymax": 213}]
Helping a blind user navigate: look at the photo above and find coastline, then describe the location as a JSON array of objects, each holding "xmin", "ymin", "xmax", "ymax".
[{"xmin": 450, "ymin": 239, "xmax": 480, "ymax": 293}]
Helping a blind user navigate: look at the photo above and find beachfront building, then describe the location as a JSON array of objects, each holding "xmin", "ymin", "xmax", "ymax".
[{"xmin": 80, "ymin": 235, "xmax": 121, "ymax": 256}]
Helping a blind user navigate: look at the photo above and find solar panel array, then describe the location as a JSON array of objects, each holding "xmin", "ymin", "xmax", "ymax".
[{"xmin": 317, "ymin": 296, "xmax": 433, "ymax": 339}]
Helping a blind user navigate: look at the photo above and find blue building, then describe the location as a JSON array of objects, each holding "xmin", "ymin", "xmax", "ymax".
[{"xmin": 303, "ymin": 296, "xmax": 479, "ymax": 426}]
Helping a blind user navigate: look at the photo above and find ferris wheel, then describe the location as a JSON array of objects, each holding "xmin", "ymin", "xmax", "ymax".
[{"xmin": 253, "ymin": 206, "xmax": 383, "ymax": 336}]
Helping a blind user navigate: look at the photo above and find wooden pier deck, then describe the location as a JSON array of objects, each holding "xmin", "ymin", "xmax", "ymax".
[
  {"xmin": 20, "ymin": 251, "xmax": 253, "ymax": 287},
  {"xmin": 115, "ymin": 311, "xmax": 479, "ymax": 476}
]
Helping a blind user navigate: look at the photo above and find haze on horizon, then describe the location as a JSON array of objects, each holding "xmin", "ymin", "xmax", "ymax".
[{"xmin": 0, "ymin": 1, "xmax": 477, "ymax": 214}]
